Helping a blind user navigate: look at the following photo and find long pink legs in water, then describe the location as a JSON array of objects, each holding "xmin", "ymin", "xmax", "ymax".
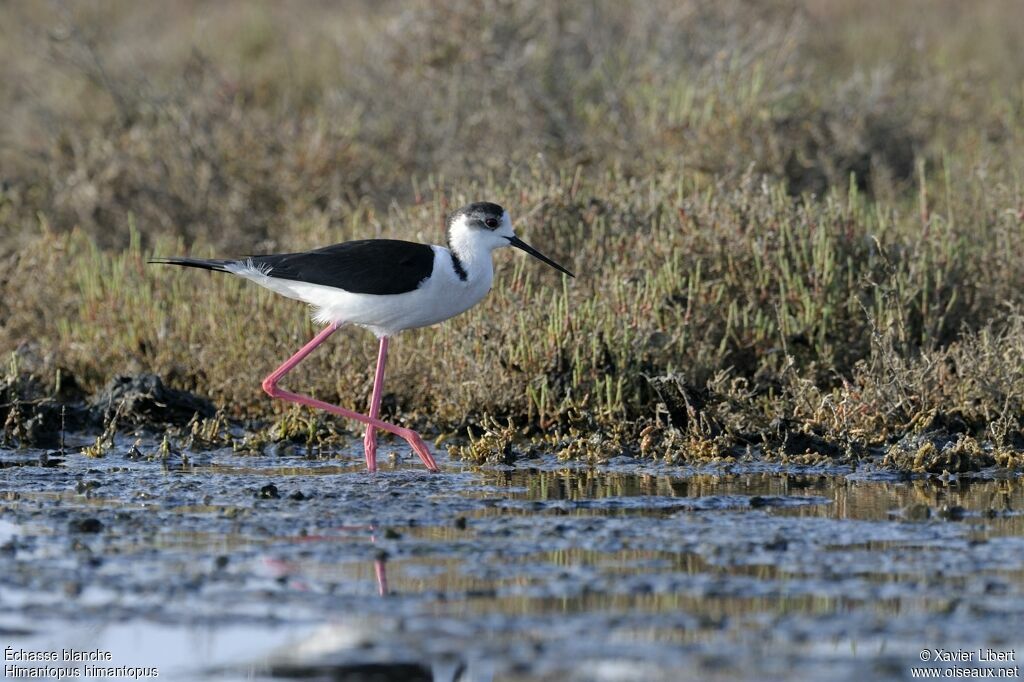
[
  {"xmin": 363, "ymin": 336, "xmax": 389, "ymax": 471},
  {"xmin": 261, "ymin": 322, "xmax": 439, "ymax": 473}
]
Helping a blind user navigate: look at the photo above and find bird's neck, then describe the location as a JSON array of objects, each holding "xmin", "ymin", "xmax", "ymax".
[{"xmin": 447, "ymin": 232, "xmax": 494, "ymax": 283}]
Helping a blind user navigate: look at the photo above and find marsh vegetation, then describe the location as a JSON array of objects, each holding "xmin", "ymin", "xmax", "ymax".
[{"xmin": 2, "ymin": 0, "xmax": 1023, "ymax": 471}]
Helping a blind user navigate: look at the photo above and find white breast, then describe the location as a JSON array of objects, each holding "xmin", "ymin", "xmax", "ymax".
[{"xmin": 229, "ymin": 246, "xmax": 493, "ymax": 337}]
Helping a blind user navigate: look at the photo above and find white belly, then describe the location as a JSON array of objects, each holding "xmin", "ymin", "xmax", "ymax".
[{"xmin": 230, "ymin": 247, "xmax": 493, "ymax": 337}]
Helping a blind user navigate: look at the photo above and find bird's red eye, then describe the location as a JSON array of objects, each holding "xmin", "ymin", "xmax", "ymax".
[{"xmin": 485, "ymin": 218, "xmax": 499, "ymax": 228}]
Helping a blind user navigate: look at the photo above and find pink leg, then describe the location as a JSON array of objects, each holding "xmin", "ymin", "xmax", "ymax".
[
  {"xmin": 362, "ymin": 336, "xmax": 389, "ymax": 471},
  {"xmin": 374, "ymin": 557, "xmax": 389, "ymax": 596},
  {"xmin": 261, "ymin": 323, "xmax": 439, "ymax": 473}
]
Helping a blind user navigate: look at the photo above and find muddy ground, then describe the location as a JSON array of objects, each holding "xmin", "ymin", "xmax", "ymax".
[{"xmin": 2, "ymin": 433, "xmax": 1023, "ymax": 682}]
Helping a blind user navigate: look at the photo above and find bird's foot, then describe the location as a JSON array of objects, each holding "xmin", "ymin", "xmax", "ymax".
[
  {"xmin": 399, "ymin": 428, "xmax": 440, "ymax": 473},
  {"xmin": 362, "ymin": 426, "xmax": 437, "ymax": 473},
  {"xmin": 363, "ymin": 428, "xmax": 378, "ymax": 473}
]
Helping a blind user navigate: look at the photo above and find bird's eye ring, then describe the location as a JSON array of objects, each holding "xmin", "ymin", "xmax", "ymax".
[{"xmin": 485, "ymin": 218, "xmax": 499, "ymax": 228}]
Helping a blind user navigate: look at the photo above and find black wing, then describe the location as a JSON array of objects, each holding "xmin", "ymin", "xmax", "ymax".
[{"xmin": 251, "ymin": 239, "xmax": 435, "ymax": 295}]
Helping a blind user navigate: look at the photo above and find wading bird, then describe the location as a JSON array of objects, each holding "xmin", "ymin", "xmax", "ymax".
[{"xmin": 151, "ymin": 202, "xmax": 574, "ymax": 473}]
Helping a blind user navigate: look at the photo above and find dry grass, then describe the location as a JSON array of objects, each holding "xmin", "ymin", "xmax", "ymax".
[{"xmin": 2, "ymin": 0, "xmax": 1023, "ymax": 469}]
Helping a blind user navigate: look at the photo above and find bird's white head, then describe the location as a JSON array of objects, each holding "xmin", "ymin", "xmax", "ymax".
[
  {"xmin": 447, "ymin": 202, "xmax": 575, "ymax": 277},
  {"xmin": 447, "ymin": 202, "xmax": 515, "ymax": 254}
]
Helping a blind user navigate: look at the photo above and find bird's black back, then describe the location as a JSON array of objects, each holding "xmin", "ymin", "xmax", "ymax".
[{"xmin": 252, "ymin": 239, "xmax": 435, "ymax": 295}]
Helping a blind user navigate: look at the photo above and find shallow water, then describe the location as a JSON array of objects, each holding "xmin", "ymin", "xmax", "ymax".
[{"xmin": 1, "ymin": 439, "xmax": 1022, "ymax": 681}]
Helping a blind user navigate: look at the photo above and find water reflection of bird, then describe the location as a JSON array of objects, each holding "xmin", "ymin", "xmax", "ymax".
[
  {"xmin": 152, "ymin": 203, "xmax": 573, "ymax": 473},
  {"xmin": 259, "ymin": 529, "xmax": 472, "ymax": 680},
  {"xmin": 263, "ymin": 525, "xmax": 389, "ymax": 596}
]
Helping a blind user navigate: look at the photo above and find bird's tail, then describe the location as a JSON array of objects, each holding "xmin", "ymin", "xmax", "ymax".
[{"xmin": 148, "ymin": 257, "xmax": 236, "ymax": 273}]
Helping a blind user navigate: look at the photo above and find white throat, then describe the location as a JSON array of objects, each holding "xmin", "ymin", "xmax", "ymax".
[
  {"xmin": 447, "ymin": 213, "xmax": 514, "ymax": 279},
  {"xmin": 448, "ymin": 227, "xmax": 494, "ymax": 271}
]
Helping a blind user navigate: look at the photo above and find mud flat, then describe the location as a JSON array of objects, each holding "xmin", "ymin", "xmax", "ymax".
[{"xmin": 1, "ymin": 439, "xmax": 1022, "ymax": 681}]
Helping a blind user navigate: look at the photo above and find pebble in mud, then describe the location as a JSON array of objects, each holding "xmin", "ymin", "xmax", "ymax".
[
  {"xmin": 75, "ymin": 479, "xmax": 102, "ymax": 494},
  {"xmin": 939, "ymin": 504, "xmax": 967, "ymax": 521},
  {"xmin": 256, "ymin": 483, "xmax": 280, "ymax": 499},
  {"xmin": 68, "ymin": 517, "xmax": 103, "ymax": 533},
  {"xmin": 39, "ymin": 452, "xmax": 62, "ymax": 467}
]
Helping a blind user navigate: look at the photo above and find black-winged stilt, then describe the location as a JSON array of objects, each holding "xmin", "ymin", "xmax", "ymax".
[{"xmin": 151, "ymin": 202, "xmax": 574, "ymax": 473}]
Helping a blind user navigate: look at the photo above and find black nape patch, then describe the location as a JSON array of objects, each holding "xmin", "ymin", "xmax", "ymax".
[{"xmin": 450, "ymin": 252, "xmax": 468, "ymax": 281}]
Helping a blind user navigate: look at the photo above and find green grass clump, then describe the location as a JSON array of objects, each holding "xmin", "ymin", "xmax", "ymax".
[{"xmin": 1, "ymin": 1, "xmax": 1023, "ymax": 469}]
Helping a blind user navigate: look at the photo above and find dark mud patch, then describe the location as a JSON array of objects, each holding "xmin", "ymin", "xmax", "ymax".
[
  {"xmin": 1, "ymin": 438, "xmax": 1023, "ymax": 681},
  {"xmin": 3, "ymin": 372, "xmax": 216, "ymax": 448},
  {"xmin": 90, "ymin": 373, "xmax": 215, "ymax": 426}
]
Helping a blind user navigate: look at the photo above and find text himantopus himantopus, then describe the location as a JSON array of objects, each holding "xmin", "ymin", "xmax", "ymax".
[{"xmin": 151, "ymin": 202, "xmax": 574, "ymax": 473}]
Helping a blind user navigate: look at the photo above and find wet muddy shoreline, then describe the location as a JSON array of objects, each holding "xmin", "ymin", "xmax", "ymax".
[{"xmin": 2, "ymin": 434, "xmax": 1022, "ymax": 681}]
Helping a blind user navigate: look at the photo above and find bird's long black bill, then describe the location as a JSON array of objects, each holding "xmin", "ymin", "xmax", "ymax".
[{"xmin": 507, "ymin": 236, "xmax": 575, "ymax": 277}]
